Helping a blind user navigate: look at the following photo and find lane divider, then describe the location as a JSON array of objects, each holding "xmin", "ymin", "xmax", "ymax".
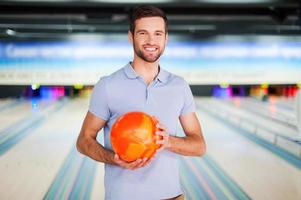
[
  {"xmin": 44, "ymin": 146, "xmax": 97, "ymax": 200},
  {"xmin": 180, "ymin": 158, "xmax": 210, "ymax": 200},
  {"xmin": 197, "ymin": 103, "xmax": 301, "ymax": 170},
  {"xmin": 0, "ymin": 99, "xmax": 57, "ymax": 134},
  {"xmin": 221, "ymin": 99, "xmax": 296, "ymax": 130},
  {"xmin": 201, "ymin": 155, "xmax": 250, "ymax": 200},
  {"xmin": 180, "ymin": 155, "xmax": 250, "ymax": 200},
  {"xmin": 0, "ymin": 98, "xmax": 68, "ymax": 156}
]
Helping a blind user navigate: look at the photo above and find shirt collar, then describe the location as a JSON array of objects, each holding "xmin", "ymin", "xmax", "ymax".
[
  {"xmin": 156, "ymin": 67, "xmax": 169, "ymax": 83},
  {"xmin": 124, "ymin": 63, "xmax": 139, "ymax": 79},
  {"xmin": 123, "ymin": 62, "xmax": 169, "ymax": 83}
]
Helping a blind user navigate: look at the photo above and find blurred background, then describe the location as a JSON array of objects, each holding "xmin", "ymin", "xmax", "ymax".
[{"xmin": 0, "ymin": 0, "xmax": 300, "ymax": 199}]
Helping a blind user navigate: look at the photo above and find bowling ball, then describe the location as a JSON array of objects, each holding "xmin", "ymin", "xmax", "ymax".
[{"xmin": 110, "ymin": 111, "xmax": 161, "ymax": 162}]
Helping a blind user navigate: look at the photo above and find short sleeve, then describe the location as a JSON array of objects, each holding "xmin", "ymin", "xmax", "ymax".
[
  {"xmin": 89, "ymin": 77, "xmax": 110, "ymax": 121},
  {"xmin": 180, "ymin": 80, "xmax": 196, "ymax": 116}
]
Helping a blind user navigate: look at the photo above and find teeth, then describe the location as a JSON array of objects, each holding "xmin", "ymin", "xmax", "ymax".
[{"xmin": 145, "ymin": 47, "xmax": 156, "ymax": 51}]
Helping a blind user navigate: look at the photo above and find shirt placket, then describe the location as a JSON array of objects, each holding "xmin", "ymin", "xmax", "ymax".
[{"xmin": 146, "ymin": 79, "xmax": 160, "ymax": 108}]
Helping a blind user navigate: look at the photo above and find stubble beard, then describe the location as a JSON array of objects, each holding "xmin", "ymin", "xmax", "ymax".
[{"xmin": 133, "ymin": 43, "xmax": 164, "ymax": 63}]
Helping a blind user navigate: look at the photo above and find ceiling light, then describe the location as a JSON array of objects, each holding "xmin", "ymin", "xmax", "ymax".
[
  {"xmin": 199, "ymin": 0, "xmax": 273, "ymax": 3},
  {"xmin": 6, "ymin": 29, "xmax": 16, "ymax": 36}
]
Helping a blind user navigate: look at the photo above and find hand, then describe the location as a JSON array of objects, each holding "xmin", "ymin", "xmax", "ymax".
[
  {"xmin": 113, "ymin": 154, "xmax": 152, "ymax": 170},
  {"xmin": 153, "ymin": 118, "xmax": 170, "ymax": 152}
]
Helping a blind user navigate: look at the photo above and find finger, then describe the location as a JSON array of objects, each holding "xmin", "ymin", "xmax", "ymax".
[
  {"xmin": 114, "ymin": 154, "xmax": 130, "ymax": 167},
  {"xmin": 156, "ymin": 139, "xmax": 166, "ymax": 145},
  {"xmin": 152, "ymin": 116, "xmax": 160, "ymax": 128},
  {"xmin": 114, "ymin": 154, "xmax": 119, "ymax": 160},
  {"xmin": 155, "ymin": 131, "xmax": 168, "ymax": 143},
  {"xmin": 132, "ymin": 158, "xmax": 145, "ymax": 169},
  {"xmin": 114, "ymin": 154, "xmax": 122, "ymax": 163},
  {"xmin": 152, "ymin": 116, "xmax": 159, "ymax": 122},
  {"xmin": 141, "ymin": 158, "xmax": 151, "ymax": 167},
  {"xmin": 131, "ymin": 159, "xmax": 145, "ymax": 170},
  {"xmin": 156, "ymin": 123, "xmax": 167, "ymax": 131},
  {"xmin": 128, "ymin": 158, "xmax": 143, "ymax": 170},
  {"xmin": 136, "ymin": 157, "xmax": 148, "ymax": 168},
  {"xmin": 155, "ymin": 130, "xmax": 167, "ymax": 137}
]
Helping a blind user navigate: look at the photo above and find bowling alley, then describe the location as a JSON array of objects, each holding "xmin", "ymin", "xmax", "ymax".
[{"xmin": 0, "ymin": 0, "xmax": 300, "ymax": 200}]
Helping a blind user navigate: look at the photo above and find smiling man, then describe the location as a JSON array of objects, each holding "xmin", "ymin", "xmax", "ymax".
[{"xmin": 76, "ymin": 5, "xmax": 206, "ymax": 200}]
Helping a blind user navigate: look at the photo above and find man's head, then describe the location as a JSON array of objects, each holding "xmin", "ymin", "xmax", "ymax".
[
  {"xmin": 128, "ymin": 5, "xmax": 168, "ymax": 63},
  {"xmin": 129, "ymin": 5, "xmax": 168, "ymax": 35}
]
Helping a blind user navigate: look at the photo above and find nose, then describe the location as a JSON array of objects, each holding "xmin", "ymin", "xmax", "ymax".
[{"xmin": 146, "ymin": 35, "xmax": 155, "ymax": 45}]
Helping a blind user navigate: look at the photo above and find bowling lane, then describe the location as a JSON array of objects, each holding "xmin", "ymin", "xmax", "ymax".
[
  {"xmin": 90, "ymin": 164, "xmax": 105, "ymax": 200},
  {"xmin": 0, "ymin": 99, "xmax": 22, "ymax": 111},
  {"xmin": 196, "ymin": 99, "xmax": 301, "ymax": 200},
  {"xmin": 227, "ymin": 97, "xmax": 296, "ymax": 127},
  {"xmin": 265, "ymin": 97, "xmax": 295, "ymax": 111},
  {"xmin": 0, "ymin": 97, "xmax": 98, "ymax": 200},
  {"xmin": 0, "ymin": 99, "xmax": 31, "ymax": 131},
  {"xmin": 0, "ymin": 98, "xmax": 56, "ymax": 132},
  {"xmin": 200, "ymin": 97, "xmax": 299, "ymax": 141},
  {"xmin": 1, "ymin": 96, "xmax": 300, "ymax": 200}
]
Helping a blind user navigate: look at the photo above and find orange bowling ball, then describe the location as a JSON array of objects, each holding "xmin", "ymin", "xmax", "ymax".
[{"xmin": 110, "ymin": 111, "xmax": 161, "ymax": 162}]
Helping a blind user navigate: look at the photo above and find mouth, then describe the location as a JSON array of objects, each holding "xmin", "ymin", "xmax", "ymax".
[{"xmin": 143, "ymin": 46, "xmax": 158, "ymax": 52}]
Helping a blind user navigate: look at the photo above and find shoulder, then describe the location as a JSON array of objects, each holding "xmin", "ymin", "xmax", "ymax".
[
  {"xmin": 162, "ymin": 70, "xmax": 192, "ymax": 98},
  {"xmin": 163, "ymin": 69, "xmax": 189, "ymax": 87},
  {"xmin": 94, "ymin": 67, "xmax": 125, "ymax": 87}
]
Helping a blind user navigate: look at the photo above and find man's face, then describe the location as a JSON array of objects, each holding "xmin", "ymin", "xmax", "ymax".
[{"xmin": 129, "ymin": 17, "xmax": 168, "ymax": 63}]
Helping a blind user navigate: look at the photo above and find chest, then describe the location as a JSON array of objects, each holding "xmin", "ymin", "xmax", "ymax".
[{"xmin": 107, "ymin": 82, "xmax": 184, "ymax": 126}]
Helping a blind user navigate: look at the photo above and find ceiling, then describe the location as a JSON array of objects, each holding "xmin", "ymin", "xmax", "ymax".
[{"xmin": 0, "ymin": 0, "xmax": 300, "ymax": 39}]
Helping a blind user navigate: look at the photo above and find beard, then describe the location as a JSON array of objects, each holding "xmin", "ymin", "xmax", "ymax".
[{"xmin": 133, "ymin": 43, "xmax": 165, "ymax": 63}]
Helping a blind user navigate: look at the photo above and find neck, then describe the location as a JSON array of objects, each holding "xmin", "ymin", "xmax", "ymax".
[{"xmin": 131, "ymin": 56, "xmax": 160, "ymax": 85}]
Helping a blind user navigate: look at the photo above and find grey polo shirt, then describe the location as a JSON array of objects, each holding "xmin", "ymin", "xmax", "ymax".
[{"xmin": 89, "ymin": 63, "xmax": 196, "ymax": 200}]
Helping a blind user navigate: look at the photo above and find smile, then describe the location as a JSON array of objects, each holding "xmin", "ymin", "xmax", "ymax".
[{"xmin": 144, "ymin": 47, "xmax": 157, "ymax": 52}]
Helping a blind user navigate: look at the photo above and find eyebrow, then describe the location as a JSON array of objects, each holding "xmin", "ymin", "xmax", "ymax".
[
  {"xmin": 155, "ymin": 30, "xmax": 165, "ymax": 34},
  {"xmin": 136, "ymin": 30, "xmax": 147, "ymax": 33},
  {"xmin": 136, "ymin": 29, "xmax": 165, "ymax": 34}
]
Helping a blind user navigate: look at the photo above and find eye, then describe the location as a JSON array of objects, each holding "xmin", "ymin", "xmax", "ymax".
[{"xmin": 138, "ymin": 31, "xmax": 146, "ymax": 35}]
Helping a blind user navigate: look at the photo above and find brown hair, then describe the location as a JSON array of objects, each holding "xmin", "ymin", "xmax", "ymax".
[{"xmin": 129, "ymin": 5, "xmax": 168, "ymax": 34}]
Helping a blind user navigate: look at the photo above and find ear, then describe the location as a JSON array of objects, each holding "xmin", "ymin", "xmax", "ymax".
[{"xmin": 128, "ymin": 31, "xmax": 133, "ymax": 44}]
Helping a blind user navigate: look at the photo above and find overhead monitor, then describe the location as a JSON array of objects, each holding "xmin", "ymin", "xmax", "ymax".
[{"xmin": 0, "ymin": 35, "xmax": 300, "ymax": 85}]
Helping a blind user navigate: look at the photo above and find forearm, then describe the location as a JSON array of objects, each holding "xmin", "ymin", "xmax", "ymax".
[
  {"xmin": 77, "ymin": 136, "xmax": 116, "ymax": 165},
  {"xmin": 167, "ymin": 134, "xmax": 206, "ymax": 156}
]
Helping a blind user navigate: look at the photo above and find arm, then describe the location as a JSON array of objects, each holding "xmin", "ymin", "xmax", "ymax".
[
  {"xmin": 76, "ymin": 111, "xmax": 115, "ymax": 164},
  {"xmin": 77, "ymin": 111, "xmax": 150, "ymax": 169},
  {"xmin": 156, "ymin": 112, "xmax": 206, "ymax": 156}
]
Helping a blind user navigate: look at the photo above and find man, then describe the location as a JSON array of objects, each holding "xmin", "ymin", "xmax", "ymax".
[{"xmin": 77, "ymin": 5, "xmax": 206, "ymax": 200}]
